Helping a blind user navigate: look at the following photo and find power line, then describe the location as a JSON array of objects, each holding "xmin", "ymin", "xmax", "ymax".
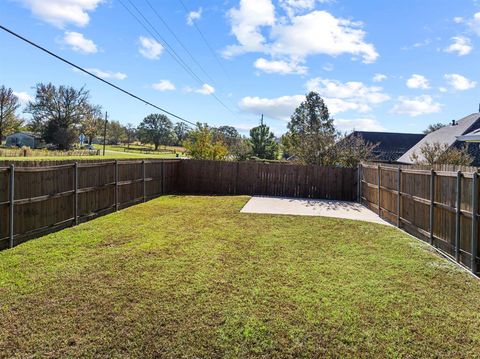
[
  {"xmin": 143, "ymin": 0, "xmax": 215, "ymax": 85},
  {"xmin": 177, "ymin": 0, "xmax": 230, "ymax": 79},
  {"xmin": 119, "ymin": 0, "xmax": 236, "ymax": 115},
  {"xmin": 119, "ymin": 0, "xmax": 204, "ymax": 86},
  {"xmin": 0, "ymin": 24, "xmax": 197, "ymax": 127}
]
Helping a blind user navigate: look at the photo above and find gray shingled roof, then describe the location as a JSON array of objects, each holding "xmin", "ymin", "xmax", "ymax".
[
  {"xmin": 397, "ymin": 113, "xmax": 480, "ymax": 164},
  {"xmin": 349, "ymin": 131, "xmax": 425, "ymax": 162}
]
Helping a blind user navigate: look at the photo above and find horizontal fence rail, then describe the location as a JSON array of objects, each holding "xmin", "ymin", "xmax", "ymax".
[
  {"xmin": 178, "ymin": 160, "xmax": 358, "ymax": 201},
  {"xmin": 0, "ymin": 159, "xmax": 180, "ymax": 249},
  {"xmin": 360, "ymin": 163, "xmax": 479, "ymax": 275}
]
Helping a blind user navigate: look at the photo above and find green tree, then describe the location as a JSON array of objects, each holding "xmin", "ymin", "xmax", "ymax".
[
  {"xmin": 125, "ymin": 123, "xmax": 137, "ymax": 148},
  {"xmin": 284, "ymin": 91, "xmax": 336, "ymax": 165},
  {"xmin": 81, "ymin": 105, "xmax": 102, "ymax": 145},
  {"xmin": 0, "ymin": 86, "xmax": 21, "ymax": 142},
  {"xmin": 137, "ymin": 113, "xmax": 174, "ymax": 150},
  {"xmin": 249, "ymin": 119, "xmax": 278, "ymax": 160},
  {"xmin": 173, "ymin": 122, "xmax": 190, "ymax": 146},
  {"xmin": 213, "ymin": 125, "xmax": 252, "ymax": 160},
  {"xmin": 183, "ymin": 123, "xmax": 228, "ymax": 160},
  {"xmin": 26, "ymin": 83, "xmax": 92, "ymax": 149},
  {"xmin": 107, "ymin": 120, "xmax": 127, "ymax": 145}
]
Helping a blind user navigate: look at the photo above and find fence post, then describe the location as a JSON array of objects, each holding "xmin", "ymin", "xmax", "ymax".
[
  {"xmin": 471, "ymin": 172, "xmax": 478, "ymax": 274},
  {"xmin": 357, "ymin": 164, "xmax": 361, "ymax": 203},
  {"xmin": 142, "ymin": 160, "xmax": 146, "ymax": 202},
  {"xmin": 8, "ymin": 164, "xmax": 14, "ymax": 248},
  {"xmin": 115, "ymin": 160, "xmax": 119, "ymax": 211},
  {"xmin": 429, "ymin": 169, "xmax": 435, "ymax": 245},
  {"xmin": 455, "ymin": 171, "xmax": 462, "ymax": 262},
  {"xmin": 74, "ymin": 162, "xmax": 79, "ymax": 226},
  {"xmin": 397, "ymin": 167, "xmax": 401, "ymax": 227},
  {"xmin": 377, "ymin": 165, "xmax": 381, "ymax": 216},
  {"xmin": 161, "ymin": 161, "xmax": 165, "ymax": 195}
]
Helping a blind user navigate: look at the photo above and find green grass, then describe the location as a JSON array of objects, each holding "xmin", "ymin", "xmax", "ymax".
[
  {"xmin": 0, "ymin": 144, "xmax": 185, "ymax": 161},
  {"xmin": 1, "ymin": 196, "xmax": 480, "ymax": 357},
  {"xmin": 0, "ymin": 151, "xmax": 181, "ymax": 161}
]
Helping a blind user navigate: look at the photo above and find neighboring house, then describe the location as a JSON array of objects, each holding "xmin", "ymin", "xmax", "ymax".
[
  {"xmin": 346, "ymin": 131, "xmax": 425, "ymax": 162},
  {"xmin": 398, "ymin": 113, "xmax": 480, "ymax": 166},
  {"xmin": 5, "ymin": 132, "xmax": 43, "ymax": 148}
]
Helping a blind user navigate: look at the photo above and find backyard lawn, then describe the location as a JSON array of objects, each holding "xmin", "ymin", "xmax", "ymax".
[{"xmin": 1, "ymin": 196, "xmax": 480, "ymax": 357}]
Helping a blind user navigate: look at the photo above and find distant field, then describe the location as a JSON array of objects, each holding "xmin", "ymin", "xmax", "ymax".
[{"xmin": 0, "ymin": 143, "xmax": 186, "ymax": 161}]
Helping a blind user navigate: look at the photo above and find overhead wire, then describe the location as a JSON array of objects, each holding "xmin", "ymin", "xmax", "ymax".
[
  {"xmin": 143, "ymin": 0, "xmax": 215, "ymax": 85},
  {"xmin": 177, "ymin": 0, "xmax": 230, "ymax": 79},
  {"xmin": 119, "ymin": 0, "xmax": 236, "ymax": 115},
  {"xmin": 0, "ymin": 24, "xmax": 198, "ymax": 127}
]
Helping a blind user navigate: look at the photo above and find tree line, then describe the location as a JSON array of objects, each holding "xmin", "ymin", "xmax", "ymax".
[{"xmin": 1, "ymin": 83, "xmax": 470, "ymax": 166}]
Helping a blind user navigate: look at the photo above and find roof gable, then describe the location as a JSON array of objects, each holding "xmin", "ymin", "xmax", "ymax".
[{"xmin": 397, "ymin": 113, "xmax": 480, "ymax": 163}]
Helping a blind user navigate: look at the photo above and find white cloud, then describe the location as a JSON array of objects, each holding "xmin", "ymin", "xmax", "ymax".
[
  {"xmin": 13, "ymin": 91, "xmax": 33, "ymax": 104},
  {"xmin": 188, "ymin": 83, "xmax": 215, "ymax": 95},
  {"xmin": 406, "ymin": 74, "xmax": 430, "ymax": 89},
  {"xmin": 225, "ymin": 0, "xmax": 276, "ymax": 56},
  {"xmin": 335, "ymin": 118, "xmax": 385, "ymax": 132},
  {"xmin": 224, "ymin": 1, "xmax": 378, "ymax": 70},
  {"xmin": 62, "ymin": 31, "xmax": 97, "ymax": 54},
  {"xmin": 372, "ymin": 73, "xmax": 387, "ymax": 82},
  {"xmin": 453, "ymin": 16, "xmax": 464, "ymax": 24},
  {"xmin": 238, "ymin": 95, "xmax": 304, "ymax": 121},
  {"xmin": 271, "ymin": 11, "xmax": 378, "ymax": 63},
  {"xmin": 467, "ymin": 12, "xmax": 480, "ymax": 35},
  {"xmin": 444, "ymin": 36, "xmax": 472, "ymax": 56},
  {"xmin": 238, "ymin": 92, "xmax": 380, "ymax": 122},
  {"xmin": 138, "ymin": 36, "xmax": 163, "ymax": 60},
  {"xmin": 15, "ymin": 0, "xmax": 103, "ymax": 27},
  {"xmin": 306, "ymin": 77, "xmax": 390, "ymax": 105},
  {"xmin": 444, "ymin": 73, "xmax": 477, "ymax": 91},
  {"xmin": 186, "ymin": 8, "xmax": 202, "ymax": 25},
  {"xmin": 279, "ymin": 0, "xmax": 332, "ymax": 17},
  {"xmin": 86, "ymin": 68, "xmax": 127, "ymax": 80},
  {"xmin": 254, "ymin": 58, "xmax": 307, "ymax": 74},
  {"xmin": 391, "ymin": 95, "xmax": 442, "ymax": 117},
  {"xmin": 152, "ymin": 80, "xmax": 176, "ymax": 91}
]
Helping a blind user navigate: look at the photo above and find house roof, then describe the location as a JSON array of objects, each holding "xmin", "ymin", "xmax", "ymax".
[
  {"xmin": 7, "ymin": 131, "xmax": 41, "ymax": 139},
  {"xmin": 349, "ymin": 131, "xmax": 425, "ymax": 162},
  {"xmin": 398, "ymin": 113, "xmax": 480, "ymax": 164}
]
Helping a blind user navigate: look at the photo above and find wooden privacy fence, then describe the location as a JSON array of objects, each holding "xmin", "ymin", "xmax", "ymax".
[
  {"xmin": 359, "ymin": 163, "xmax": 479, "ymax": 274},
  {"xmin": 0, "ymin": 160, "xmax": 179, "ymax": 250},
  {"xmin": 178, "ymin": 160, "xmax": 357, "ymax": 201},
  {"xmin": 0, "ymin": 159, "xmax": 357, "ymax": 249}
]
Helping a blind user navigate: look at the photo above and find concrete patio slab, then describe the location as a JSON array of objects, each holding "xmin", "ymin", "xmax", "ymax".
[{"xmin": 241, "ymin": 196, "xmax": 391, "ymax": 225}]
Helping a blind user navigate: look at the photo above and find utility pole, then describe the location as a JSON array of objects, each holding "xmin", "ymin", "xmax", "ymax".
[{"xmin": 103, "ymin": 111, "xmax": 108, "ymax": 156}]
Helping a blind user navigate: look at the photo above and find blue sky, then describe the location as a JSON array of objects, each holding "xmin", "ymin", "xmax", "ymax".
[{"xmin": 1, "ymin": 0, "xmax": 480, "ymax": 135}]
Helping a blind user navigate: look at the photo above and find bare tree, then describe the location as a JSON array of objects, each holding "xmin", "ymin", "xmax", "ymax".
[
  {"xmin": 410, "ymin": 142, "xmax": 472, "ymax": 166},
  {"xmin": 423, "ymin": 122, "xmax": 446, "ymax": 134}
]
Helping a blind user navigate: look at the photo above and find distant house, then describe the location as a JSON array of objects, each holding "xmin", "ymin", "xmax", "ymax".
[
  {"xmin": 398, "ymin": 113, "xmax": 480, "ymax": 166},
  {"xmin": 346, "ymin": 131, "xmax": 425, "ymax": 162},
  {"xmin": 5, "ymin": 132, "xmax": 43, "ymax": 148}
]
